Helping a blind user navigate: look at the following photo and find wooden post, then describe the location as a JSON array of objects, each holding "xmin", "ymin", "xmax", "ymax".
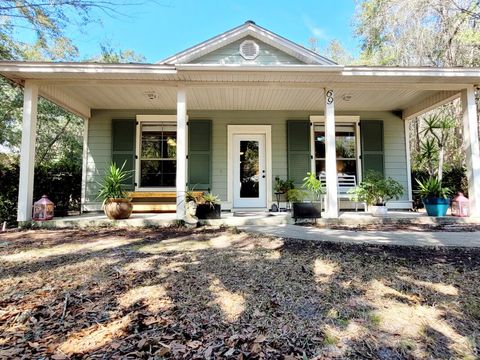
[
  {"xmin": 324, "ymin": 89, "xmax": 338, "ymax": 218},
  {"xmin": 176, "ymin": 87, "xmax": 187, "ymax": 220},
  {"xmin": 17, "ymin": 81, "xmax": 39, "ymax": 222},
  {"xmin": 461, "ymin": 87, "xmax": 480, "ymax": 216}
]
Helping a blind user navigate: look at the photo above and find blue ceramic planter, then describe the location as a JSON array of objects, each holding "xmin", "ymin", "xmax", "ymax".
[{"xmin": 423, "ymin": 197, "xmax": 450, "ymax": 217}]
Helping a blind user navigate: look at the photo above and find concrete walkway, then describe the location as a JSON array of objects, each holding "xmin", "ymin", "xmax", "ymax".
[{"xmin": 238, "ymin": 224, "xmax": 480, "ymax": 247}]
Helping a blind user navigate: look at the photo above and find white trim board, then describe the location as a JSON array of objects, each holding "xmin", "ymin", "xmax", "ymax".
[
  {"xmin": 310, "ymin": 115, "xmax": 362, "ymax": 182},
  {"xmin": 135, "ymin": 114, "xmax": 188, "ymax": 192},
  {"xmin": 227, "ymin": 125, "xmax": 272, "ymax": 209}
]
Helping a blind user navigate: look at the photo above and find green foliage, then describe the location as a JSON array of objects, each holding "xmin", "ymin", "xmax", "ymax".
[
  {"xmin": 0, "ymin": 154, "xmax": 82, "ymax": 227},
  {"xmin": 96, "ymin": 162, "xmax": 132, "ymax": 204},
  {"xmin": 415, "ymin": 177, "xmax": 452, "ymax": 199},
  {"xmin": 287, "ymin": 188, "xmax": 307, "ymax": 203},
  {"xmin": 349, "ymin": 170, "xmax": 404, "ymax": 206},
  {"xmin": 302, "ymin": 172, "xmax": 325, "ymax": 202},
  {"xmin": 199, "ymin": 193, "xmax": 220, "ymax": 207},
  {"xmin": 274, "ymin": 176, "xmax": 294, "ymax": 194},
  {"xmin": 89, "ymin": 42, "xmax": 146, "ymax": 63}
]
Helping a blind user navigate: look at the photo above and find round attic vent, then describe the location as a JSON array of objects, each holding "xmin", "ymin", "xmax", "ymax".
[{"xmin": 239, "ymin": 40, "xmax": 259, "ymax": 60}]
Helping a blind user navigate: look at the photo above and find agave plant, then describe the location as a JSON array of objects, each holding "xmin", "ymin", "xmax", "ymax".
[
  {"xmin": 200, "ymin": 193, "xmax": 220, "ymax": 208},
  {"xmin": 415, "ymin": 177, "xmax": 451, "ymax": 199},
  {"xmin": 96, "ymin": 162, "xmax": 132, "ymax": 205}
]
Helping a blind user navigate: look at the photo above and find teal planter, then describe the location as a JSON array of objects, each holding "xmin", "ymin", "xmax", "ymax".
[{"xmin": 423, "ymin": 198, "xmax": 450, "ymax": 217}]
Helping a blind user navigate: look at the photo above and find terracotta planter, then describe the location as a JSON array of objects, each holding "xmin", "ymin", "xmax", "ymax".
[{"xmin": 103, "ymin": 199, "xmax": 133, "ymax": 220}]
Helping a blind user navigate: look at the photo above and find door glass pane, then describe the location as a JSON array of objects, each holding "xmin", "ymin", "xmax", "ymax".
[{"xmin": 239, "ymin": 140, "xmax": 259, "ymax": 198}]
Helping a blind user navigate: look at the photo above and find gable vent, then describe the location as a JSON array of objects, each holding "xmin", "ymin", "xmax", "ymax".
[{"xmin": 239, "ymin": 40, "xmax": 259, "ymax": 60}]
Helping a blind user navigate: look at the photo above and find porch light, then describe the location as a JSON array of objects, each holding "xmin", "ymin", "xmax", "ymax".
[
  {"xmin": 32, "ymin": 195, "xmax": 54, "ymax": 221},
  {"xmin": 451, "ymin": 192, "xmax": 470, "ymax": 217},
  {"xmin": 144, "ymin": 91, "xmax": 157, "ymax": 100}
]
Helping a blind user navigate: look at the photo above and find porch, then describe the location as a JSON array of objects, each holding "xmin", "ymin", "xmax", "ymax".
[
  {"xmin": 30, "ymin": 209, "xmax": 480, "ymax": 229},
  {"xmin": 1, "ymin": 63, "xmax": 480, "ymax": 222}
]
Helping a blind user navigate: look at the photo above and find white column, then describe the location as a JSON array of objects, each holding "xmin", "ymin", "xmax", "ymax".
[
  {"xmin": 461, "ymin": 87, "xmax": 480, "ymax": 217},
  {"xmin": 17, "ymin": 81, "xmax": 39, "ymax": 222},
  {"xmin": 324, "ymin": 89, "xmax": 338, "ymax": 218},
  {"xmin": 176, "ymin": 87, "xmax": 187, "ymax": 220},
  {"xmin": 80, "ymin": 117, "xmax": 89, "ymax": 213}
]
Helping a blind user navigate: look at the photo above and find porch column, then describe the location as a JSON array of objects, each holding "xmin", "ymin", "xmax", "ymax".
[
  {"xmin": 324, "ymin": 89, "xmax": 338, "ymax": 218},
  {"xmin": 17, "ymin": 81, "xmax": 39, "ymax": 222},
  {"xmin": 176, "ymin": 87, "xmax": 187, "ymax": 220},
  {"xmin": 461, "ymin": 87, "xmax": 480, "ymax": 217}
]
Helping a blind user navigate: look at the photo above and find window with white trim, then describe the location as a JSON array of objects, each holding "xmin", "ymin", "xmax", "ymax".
[
  {"xmin": 139, "ymin": 122, "xmax": 177, "ymax": 187},
  {"xmin": 314, "ymin": 123, "xmax": 358, "ymax": 179}
]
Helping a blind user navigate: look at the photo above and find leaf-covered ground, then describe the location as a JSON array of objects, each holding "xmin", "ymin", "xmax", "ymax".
[{"xmin": 0, "ymin": 227, "xmax": 479, "ymax": 359}]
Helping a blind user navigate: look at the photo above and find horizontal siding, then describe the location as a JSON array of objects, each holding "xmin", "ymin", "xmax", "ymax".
[
  {"xmin": 191, "ymin": 36, "xmax": 304, "ymax": 65},
  {"xmin": 84, "ymin": 109, "xmax": 409, "ymax": 208}
]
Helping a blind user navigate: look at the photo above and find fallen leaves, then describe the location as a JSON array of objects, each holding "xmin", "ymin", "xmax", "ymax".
[{"xmin": 0, "ymin": 227, "xmax": 479, "ymax": 359}]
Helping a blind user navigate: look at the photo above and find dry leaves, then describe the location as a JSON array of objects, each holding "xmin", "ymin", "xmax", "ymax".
[{"xmin": 0, "ymin": 227, "xmax": 479, "ymax": 359}]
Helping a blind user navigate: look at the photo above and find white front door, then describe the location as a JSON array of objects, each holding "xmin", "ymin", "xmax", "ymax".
[{"xmin": 233, "ymin": 134, "xmax": 266, "ymax": 208}]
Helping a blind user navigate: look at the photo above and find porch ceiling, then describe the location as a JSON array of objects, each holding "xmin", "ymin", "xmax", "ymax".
[{"xmin": 1, "ymin": 62, "xmax": 478, "ymax": 118}]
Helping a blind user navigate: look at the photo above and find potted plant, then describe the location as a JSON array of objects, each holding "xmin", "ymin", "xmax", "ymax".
[
  {"xmin": 196, "ymin": 192, "xmax": 221, "ymax": 219},
  {"xmin": 290, "ymin": 172, "xmax": 324, "ymax": 220},
  {"xmin": 415, "ymin": 177, "xmax": 452, "ymax": 216},
  {"xmin": 349, "ymin": 171, "xmax": 404, "ymax": 216},
  {"xmin": 97, "ymin": 162, "xmax": 133, "ymax": 220},
  {"xmin": 273, "ymin": 176, "xmax": 294, "ymax": 210}
]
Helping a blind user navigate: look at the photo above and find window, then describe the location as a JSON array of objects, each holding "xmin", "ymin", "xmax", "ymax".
[
  {"xmin": 314, "ymin": 123, "xmax": 358, "ymax": 179},
  {"xmin": 139, "ymin": 122, "xmax": 176, "ymax": 187}
]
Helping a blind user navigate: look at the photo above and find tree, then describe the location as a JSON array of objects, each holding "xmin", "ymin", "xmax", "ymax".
[
  {"xmin": 89, "ymin": 43, "xmax": 146, "ymax": 63},
  {"xmin": 354, "ymin": 0, "xmax": 480, "ymax": 67},
  {"xmin": 355, "ymin": 0, "xmax": 480, "ymax": 179},
  {"xmin": 0, "ymin": 0, "xmax": 158, "ymax": 61}
]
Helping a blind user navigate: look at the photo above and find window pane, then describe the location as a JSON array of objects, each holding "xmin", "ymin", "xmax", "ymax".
[
  {"xmin": 142, "ymin": 131, "xmax": 162, "ymax": 158},
  {"xmin": 336, "ymin": 125, "xmax": 356, "ymax": 159},
  {"xmin": 140, "ymin": 160, "xmax": 176, "ymax": 187},
  {"xmin": 162, "ymin": 132, "xmax": 177, "ymax": 159},
  {"xmin": 314, "ymin": 131, "xmax": 325, "ymax": 158},
  {"xmin": 316, "ymin": 160, "xmax": 357, "ymax": 178}
]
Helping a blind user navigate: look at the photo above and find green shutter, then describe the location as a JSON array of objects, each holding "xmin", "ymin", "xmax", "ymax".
[
  {"xmin": 112, "ymin": 119, "xmax": 136, "ymax": 191},
  {"xmin": 361, "ymin": 120, "xmax": 384, "ymax": 177},
  {"xmin": 287, "ymin": 120, "xmax": 311, "ymax": 187},
  {"xmin": 188, "ymin": 120, "xmax": 211, "ymax": 190}
]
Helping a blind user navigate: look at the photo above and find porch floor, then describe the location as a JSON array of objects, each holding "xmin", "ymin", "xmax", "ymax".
[{"xmin": 29, "ymin": 210, "xmax": 480, "ymax": 229}]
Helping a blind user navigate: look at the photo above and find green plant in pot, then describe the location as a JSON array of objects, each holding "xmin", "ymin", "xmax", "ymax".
[
  {"xmin": 415, "ymin": 177, "xmax": 451, "ymax": 216},
  {"xmin": 290, "ymin": 172, "xmax": 325, "ymax": 220},
  {"xmin": 196, "ymin": 192, "xmax": 221, "ymax": 219},
  {"xmin": 348, "ymin": 171, "xmax": 404, "ymax": 216},
  {"xmin": 97, "ymin": 162, "xmax": 133, "ymax": 220},
  {"xmin": 413, "ymin": 113, "xmax": 455, "ymax": 216},
  {"xmin": 273, "ymin": 176, "xmax": 294, "ymax": 210}
]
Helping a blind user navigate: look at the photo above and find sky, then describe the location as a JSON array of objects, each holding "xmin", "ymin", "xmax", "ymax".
[{"xmin": 61, "ymin": 0, "xmax": 360, "ymax": 63}]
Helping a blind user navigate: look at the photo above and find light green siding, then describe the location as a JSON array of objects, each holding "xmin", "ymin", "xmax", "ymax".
[
  {"xmin": 191, "ymin": 36, "xmax": 304, "ymax": 65},
  {"xmin": 84, "ymin": 109, "xmax": 409, "ymax": 210}
]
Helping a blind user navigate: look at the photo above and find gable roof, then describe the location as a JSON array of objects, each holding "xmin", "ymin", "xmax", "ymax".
[{"xmin": 160, "ymin": 21, "xmax": 336, "ymax": 65}]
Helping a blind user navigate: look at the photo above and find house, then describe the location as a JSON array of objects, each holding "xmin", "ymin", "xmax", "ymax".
[{"xmin": 1, "ymin": 21, "xmax": 480, "ymax": 221}]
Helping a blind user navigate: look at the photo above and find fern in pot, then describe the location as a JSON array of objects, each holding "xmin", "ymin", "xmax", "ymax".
[{"xmin": 97, "ymin": 162, "xmax": 133, "ymax": 220}]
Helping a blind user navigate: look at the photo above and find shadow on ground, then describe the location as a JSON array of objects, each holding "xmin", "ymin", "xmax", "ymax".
[{"xmin": 0, "ymin": 227, "xmax": 479, "ymax": 359}]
